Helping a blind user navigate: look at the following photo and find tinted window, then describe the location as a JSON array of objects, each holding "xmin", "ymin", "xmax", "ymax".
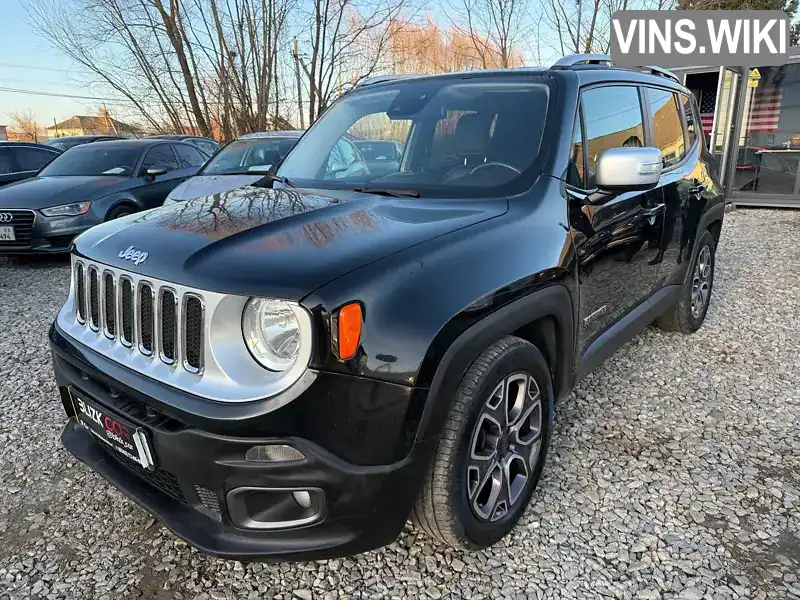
[
  {"xmin": 173, "ymin": 144, "xmax": 206, "ymax": 168},
  {"xmin": 0, "ymin": 149, "xmax": 15, "ymax": 175},
  {"xmin": 278, "ymin": 79, "xmax": 550, "ymax": 197},
  {"xmin": 681, "ymin": 93, "xmax": 697, "ymax": 149},
  {"xmin": 39, "ymin": 145, "xmax": 141, "ymax": 176},
  {"xmin": 582, "ymin": 86, "xmax": 645, "ymax": 189},
  {"xmin": 141, "ymin": 145, "xmax": 179, "ymax": 172},
  {"xmin": 356, "ymin": 141, "xmax": 400, "ymax": 161},
  {"xmin": 645, "ymin": 88, "xmax": 685, "ymax": 168},
  {"xmin": 193, "ymin": 139, "xmax": 218, "ymax": 156},
  {"xmin": 45, "ymin": 139, "xmax": 85, "ymax": 151},
  {"xmin": 13, "ymin": 147, "xmax": 58, "ymax": 172},
  {"xmin": 568, "ymin": 109, "xmax": 585, "ymax": 188}
]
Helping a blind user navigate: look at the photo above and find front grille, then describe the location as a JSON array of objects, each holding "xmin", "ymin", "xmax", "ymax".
[
  {"xmin": 114, "ymin": 451, "xmax": 186, "ymax": 504},
  {"xmin": 120, "ymin": 278, "xmax": 133, "ymax": 345},
  {"xmin": 194, "ymin": 485, "xmax": 221, "ymax": 517},
  {"xmin": 103, "ymin": 273, "xmax": 116, "ymax": 338},
  {"xmin": 72, "ymin": 260, "xmax": 204, "ymax": 372},
  {"xmin": 184, "ymin": 296, "xmax": 203, "ymax": 372},
  {"xmin": 160, "ymin": 290, "xmax": 176, "ymax": 363},
  {"xmin": 89, "ymin": 268, "xmax": 100, "ymax": 330},
  {"xmin": 75, "ymin": 263, "xmax": 86, "ymax": 323},
  {"xmin": 139, "ymin": 284, "xmax": 154, "ymax": 354},
  {"xmin": 0, "ymin": 209, "xmax": 35, "ymax": 248}
]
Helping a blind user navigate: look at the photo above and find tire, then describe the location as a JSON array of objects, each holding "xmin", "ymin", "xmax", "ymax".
[
  {"xmin": 656, "ymin": 229, "xmax": 716, "ymax": 334},
  {"xmin": 411, "ymin": 336, "xmax": 552, "ymax": 549},
  {"xmin": 107, "ymin": 205, "xmax": 136, "ymax": 220}
]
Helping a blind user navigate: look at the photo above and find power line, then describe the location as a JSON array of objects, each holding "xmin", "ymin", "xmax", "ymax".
[
  {"xmin": 0, "ymin": 61, "xmax": 93, "ymax": 75},
  {"xmin": 0, "ymin": 85, "xmax": 156, "ymax": 107}
]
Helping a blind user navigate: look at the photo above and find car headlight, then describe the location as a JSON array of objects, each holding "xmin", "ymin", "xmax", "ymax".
[
  {"xmin": 242, "ymin": 298, "xmax": 303, "ymax": 371},
  {"xmin": 40, "ymin": 201, "xmax": 91, "ymax": 217}
]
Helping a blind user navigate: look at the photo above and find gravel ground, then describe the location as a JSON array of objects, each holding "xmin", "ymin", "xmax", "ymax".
[{"xmin": 0, "ymin": 208, "xmax": 798, "ymax": 600}]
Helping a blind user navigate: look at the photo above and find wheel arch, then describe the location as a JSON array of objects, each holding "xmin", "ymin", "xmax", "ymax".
[
  {"xmin": 105, "ymin": 197, "xmax": 141, "ymax": 220},
  {"xmin": 414, "ymin": 284, "xmax": 575, "ymax": 446}
]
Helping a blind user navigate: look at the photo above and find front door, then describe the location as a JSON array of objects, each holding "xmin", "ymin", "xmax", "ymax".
[{"xmin": 569, "ymin": 85, "xmax": 665, "ymax": 355}]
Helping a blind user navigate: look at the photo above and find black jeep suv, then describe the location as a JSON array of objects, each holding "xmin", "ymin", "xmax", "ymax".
[{"xmin": 49, "ymin": 55, "xmax": 725, "ymax": 561}]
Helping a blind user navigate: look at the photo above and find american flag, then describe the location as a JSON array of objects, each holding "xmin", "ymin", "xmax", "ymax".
[
  {"xmin": 699, "ymin": 90, "xmax": 716, "ymax": 135},
  {"xmin": 744, "ymin": 85, "xmax": 783, "ymax": 133},
  {"xmin": 699, "ymin": 85, "xmax": 783, "ymax": 135}
]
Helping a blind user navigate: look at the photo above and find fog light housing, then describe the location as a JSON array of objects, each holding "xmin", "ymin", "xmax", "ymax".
[
  {"xmin": 226, "ymin": 487, "xmax": 325, "ymax": 530},
  {"xmin": 245, "ymin": 444, "xmax": 305, "ymax": 462}
]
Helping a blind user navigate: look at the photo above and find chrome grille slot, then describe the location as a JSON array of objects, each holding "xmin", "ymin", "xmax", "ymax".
[
  {"xmin": 75, "ymin": 263, "xmax": 86, "ymax": 324},
  {"xmin": 184, "ymin": 295, "xmax": 203, "ymax": 373},
  {"xmin": 159, "ymin": 289, "xmax": 177, "ymax": 364},
  {"xmin": 88, "ymin": 267, "xmax": 100, "ymax": 331},
  {"xmin": 67, "ymin": 259, "xmax": 205, "ymax": 375},
  {"xmin": 103, "ymin": 272, "xmax": 116, "ymax": 338},
  {"xmin": 139, "ymin": 283, "xmax": 154, "ymax": 354},
  {"xmin": 120, "ymin": 277, "xmax": 134, "ymax": 346}
]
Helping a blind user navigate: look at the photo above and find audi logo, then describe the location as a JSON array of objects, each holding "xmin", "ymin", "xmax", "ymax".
[{"xmin": 0, "ymin": 213, "xmax": 13, "ymax": 224}]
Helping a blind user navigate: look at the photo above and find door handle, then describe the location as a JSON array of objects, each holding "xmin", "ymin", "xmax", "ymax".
[
  {"xmin": 641, "ymin": 203, "xmax": 665, "ymax": 217},
  {"xmin": 689, "ymin": 182, "xmax": 707, "ymax": 195}
]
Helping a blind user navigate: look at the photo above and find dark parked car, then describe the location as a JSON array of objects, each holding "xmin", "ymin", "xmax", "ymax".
[
  {"xmin": 0, "ymin": 141, "xmax": 61, "ymax": 188},
  {"xmin": 0, "ymin": 139, "xmax": 208, "ymax": 254},
  {"xmin": 164, "ymin": 131, "xmax": 302, "ymax": 204},
  {"xmin": 148, "ymin": 134, "xmax": 220, "ymax": 157},
  {"xmin": 49, "ymin": 55, "xmax": 725, "ymax": 560},
  {"xmin": 354, "ymin": 139, "xmax": 404, "ymax": 176},
  {"xmin": 44, "ymin": 135, "xmax": 124, "ymax": 152}
]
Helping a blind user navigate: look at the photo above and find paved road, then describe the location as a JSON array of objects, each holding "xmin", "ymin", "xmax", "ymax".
[{"xmin": 0, "ymin": 208, "xmax": 798, "ymax": 600}]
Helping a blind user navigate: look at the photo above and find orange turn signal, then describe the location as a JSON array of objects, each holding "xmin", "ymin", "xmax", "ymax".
[{"xmin": 337, "ymin": 302, "xmax": 362, "ymax": 360}]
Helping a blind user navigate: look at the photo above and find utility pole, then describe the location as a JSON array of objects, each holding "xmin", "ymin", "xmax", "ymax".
[
  {"xmin": 103, "ymin": 104, "xmax": 118, "ymax": 135},
  {"xmin": 53, "ymin": 117, "xmax": 59, "ymax": 138},
  {"xmin": 293, "ymin": 39, "xmax": 305, "ymax": 130}
]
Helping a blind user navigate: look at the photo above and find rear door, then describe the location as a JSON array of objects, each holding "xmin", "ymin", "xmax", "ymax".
[
  {"xmin": 568, "ymin": 84, "xmax": 665, "ymax": 355},
  {"xmin": 642, "ymin": 86, "xmax": 703, "ymax": 285}
]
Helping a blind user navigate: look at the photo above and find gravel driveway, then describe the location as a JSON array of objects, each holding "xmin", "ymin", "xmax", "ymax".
[{"xmin": 1, "ymin": 208, "xmax": 798, "ymax": 600}]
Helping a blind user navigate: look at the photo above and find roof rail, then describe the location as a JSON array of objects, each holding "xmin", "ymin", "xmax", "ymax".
[
  {"xmin": 552, "ymin": 53, "xmax": 614, "ymax": 68},
  {"xmin": 357, "ymin": 74, "xmax": 428, "ymax": 87},
  {"xmin": 641, "ymin": 65, "xmax": 680, "ymax": 83}
]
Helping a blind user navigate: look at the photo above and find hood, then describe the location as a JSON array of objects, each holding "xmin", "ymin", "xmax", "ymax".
[
  {"xmin": 74, "ymin": 185, "xmax": 507, "ymax": 300},
  {"xmin": 167, "ymin": 174, "xmax": 265, "ymax": 202},
  {"xmin": 0, "ymin": 176, "xmax": 129, "ymax": 209}
]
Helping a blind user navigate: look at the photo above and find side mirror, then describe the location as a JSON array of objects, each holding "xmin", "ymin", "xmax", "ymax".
[
  {"xmin": 596, "ymin": 147, "xmax": 662, "ymax": 192},
  {"xmin": 145, "ymin": 166, "xmax": 168, "ymax": 178}
]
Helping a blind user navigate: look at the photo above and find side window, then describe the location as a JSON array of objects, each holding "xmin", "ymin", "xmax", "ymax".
[
  {"xmin": 13, "ymin": 147, "xmax": 57, "ymax": 172},
  {"xmin": 567, "ymin": 107, "xmax": 585, "ymax": 188},
  {"xmin": 680, "ymin": 93, "xmax": 698, "ymax": 149},
  {"xmin": 172, "ymin": 144, "xmax": 206, "ymax": 168},
  {"xmin": 0, "ymin": 148, "xmax": 14, "ymax": 174},
  {"xmin": 196, "ymin": 140, "xmax": 218, "ymax": 156},
  {"xmin": 581, "ymin": 86, "xmax": 645, "ymax": 189},
  {"xmin": 645, "ymin": 87, "xmax": 686, "ymax": 168},
  {"xmin": 141, "ymin": 144, "xmax": 179, "ymax": 173}
]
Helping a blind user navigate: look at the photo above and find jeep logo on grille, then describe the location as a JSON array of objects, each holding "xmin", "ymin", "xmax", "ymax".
[{"xmin": 118, "ymin": 245, "xmax": 149, "ymax": 266}]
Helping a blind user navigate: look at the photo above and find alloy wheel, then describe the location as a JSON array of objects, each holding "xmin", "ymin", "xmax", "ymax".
[
  {"xmin": 466, "ymin": 372, "xmax": 543, "ymax": 522},
  {"xmin": 691, "ymin": 245, "xmax": 712, "ymax": 318}
]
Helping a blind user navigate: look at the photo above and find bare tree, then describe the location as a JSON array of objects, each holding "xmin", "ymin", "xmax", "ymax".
[
  {"xmin": 449, "ymin": 0, "xmax": 529, "ymax": 69},
  {"xmin": 10, "ymin": 110, "xmax": 39, "ymax": 142},
  {"xmin": 295, "ymin": 0, "xmax": 410, "ymax": 124}
]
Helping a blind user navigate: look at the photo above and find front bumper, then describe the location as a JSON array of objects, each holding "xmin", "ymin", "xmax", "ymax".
[
  {"xmin": 0, "ymin": 210, "xmax": 94, "ymax": 255},
  {"xmin": 50, "ymin": 325, "xmax": 432, "ymax": 561}
]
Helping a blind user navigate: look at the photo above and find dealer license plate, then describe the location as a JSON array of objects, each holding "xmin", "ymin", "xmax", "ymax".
[
  {"xmin": 70, "ymin": 390, "xmax": 155, "ymax": 470},
  {"xmin": 0, "ymin": 226, "xmax": 15, "ymax": 241}
]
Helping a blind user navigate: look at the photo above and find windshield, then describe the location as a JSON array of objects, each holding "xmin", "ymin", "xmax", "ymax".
[
  {"xmin": 278, "ymin": 78, "xmax": 550, "ymax": 197},
  {"xmin": 202, "ymin": 138, "xmax": 298, "ymax": 175},
  {"xmin": 39, "ymin": 145, "xmax": 140, "ymax": 177},
  {"xmin": 44, "ymin": 139, "xmax": 86, "ymax": 151}
]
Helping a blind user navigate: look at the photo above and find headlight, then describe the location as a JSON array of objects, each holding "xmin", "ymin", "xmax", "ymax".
[
  {"xmin": 242, "ymin": 298, "xmax": 302, "ymax": 371},
  {"xmin": 40, "ymin": 201, "xmax": 91, "ymax": 217}
]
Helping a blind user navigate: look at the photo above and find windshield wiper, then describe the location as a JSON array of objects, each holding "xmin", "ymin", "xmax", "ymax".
[
  {"xmin": 349, "ymin": 187, "xmax": 420, "ymax": 198},
  {"xmin": 268, "ymin": 174, "xmax": 298, "ymax": 188}
]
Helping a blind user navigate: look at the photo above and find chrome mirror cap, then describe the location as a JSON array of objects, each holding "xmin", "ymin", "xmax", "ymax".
[{"xmin": 596, "ymin": 147, "xmax": 663, "ymax": 191}]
